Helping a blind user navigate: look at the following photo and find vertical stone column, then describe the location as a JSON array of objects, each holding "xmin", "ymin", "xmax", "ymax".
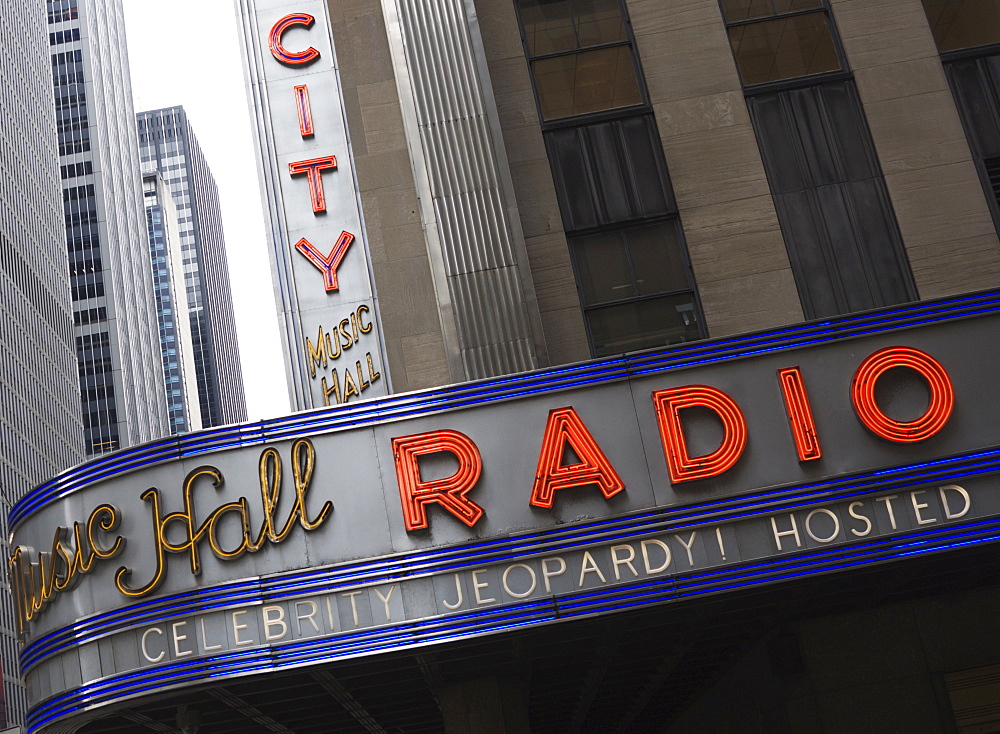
[
  {"xmin": 327, "ymin": 0, "xmax": 452, "ymax": 392},
  {"xmin": 829, "ymin": 0, "xmax": 1000, "ymax": 298},
  {"xmin": 627, "ymin": 0, "xmax": 803, "ymax": 336}
]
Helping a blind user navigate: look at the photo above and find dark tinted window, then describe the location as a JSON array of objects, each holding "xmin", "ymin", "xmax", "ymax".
[{"xmin": 922, "ymin": 0, "xmax": 1000, "ymax": 52}]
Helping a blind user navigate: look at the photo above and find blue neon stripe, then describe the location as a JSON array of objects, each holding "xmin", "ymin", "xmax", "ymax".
[
  {"xmin": 24, "ymin": 515, "xmax": 1000, "ymax": 733},
  {"xmin": 11, "ymin": 289, "xmax": 1000, "ymax": 529},
  {"xmin": 20, "ymin": 442, "xmax": 1000, "ymax": 674}
]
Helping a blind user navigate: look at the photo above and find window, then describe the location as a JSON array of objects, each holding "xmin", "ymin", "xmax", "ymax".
[
  {"xmin": 720, "ymin": 0, "xmax": 843, "ymax": 86},
  {"xmin": 748, "ymin": 81, "xmax": 915, "ymax": 317},
  {"xmin": 919, "ymin": 2, "xmax": 1000, "ymax": 232},
  {"xmin": 921, "ymin": 0, "xmax": 1000, "ymax": 53},
  {"xmin": 518, "ymin": 0, "xmax": 643, "ymax": 120},
  {"xmin": 571, "ymin": 222, "xmax": 701, "ymax": 355},
  {"xmin": 514, "ymin": 0, "xmax": 707, "ymax": 356},
  {"xmin": 942, "ymin": 53, "xmax": 1000, "ymax": 232}
]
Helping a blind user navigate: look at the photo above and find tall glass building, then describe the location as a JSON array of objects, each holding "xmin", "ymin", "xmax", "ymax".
[
  {"xmin": 136, "ymin": 107, "xmax": 247, "ymax": 429},
  {"xmin": 1, "ymin": 3, "xmax": 84, "ymax": 726},
  {"xmin": 142, "ymin": 171, "xmax": 202, "ymax": 435},
  {"xmin": 51, "ymin": 0, "xmax": 169, "ymax": 455}
]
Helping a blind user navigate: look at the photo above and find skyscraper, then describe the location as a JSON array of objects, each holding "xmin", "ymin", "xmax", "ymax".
[
  {"xmin": 52, "ymin": 0, "xmax": 169, "ymax": 455},
  {"xmin": 1, "ymin": 2, "xmax": 84, "ymax": 726},
  {"xmin": 142, "ymin": 171, "xmax": 202, "ymax": 435},
  {"xmin": 137, "ymin": 107, "xmax": 247, "ymax": 428}
]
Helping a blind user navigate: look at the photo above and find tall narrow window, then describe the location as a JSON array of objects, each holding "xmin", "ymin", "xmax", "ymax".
[
  {"xmin": 721, "ymin": 0, "xmax": 916, "ymax": 319},
  {"xmin": 723, "ymin": 0, "xmax": 843, "ymax": 86},
  {"xmin": 516, "ymin": 0, "xmax": 707, "ymax": 357},
  {"xmin": 519, "ymin": 0, "xmax": 643, "ymax": 120},
  {"xmin": 920, "ymin": 0, "xmax": 1000, "ymax": 233}
]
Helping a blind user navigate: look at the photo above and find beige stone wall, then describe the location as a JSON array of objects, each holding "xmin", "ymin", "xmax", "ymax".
[
  {"xmin": 326, "ymin": 0, "xmax": 451, "ymax": 392},
  {"xmin": 627, "ymin": 0, "xmax": 804, "ymax": 336},
  {"xmin": 830, "ymin": 0, "xmax": 1000, "ymax": 297},
  {"xmin": 472, "ymin": 0, "xmax": 591, "ymax": 366}
]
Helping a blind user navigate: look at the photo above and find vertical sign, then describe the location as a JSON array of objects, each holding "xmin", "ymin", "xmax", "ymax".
[{"xmin": 239, "ymin": 0, "xmax": 389, "ymax": 410}]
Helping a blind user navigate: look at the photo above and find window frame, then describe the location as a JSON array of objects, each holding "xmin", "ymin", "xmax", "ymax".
[
  {"xmin": 718, "ymin": 0, "xmax": 852, "ymax": 94},
  {"xmin": 567, "ymin": 216, "xmax": 706, "ymax": 357},
  {"xmin": 514, "ymin": 0, "xmax": 651, "ymax": 127}
]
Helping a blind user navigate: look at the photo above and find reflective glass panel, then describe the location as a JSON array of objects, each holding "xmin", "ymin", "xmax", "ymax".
[
  {"xmin": 575, "ymin": 0, "xmax": 627, "ymax": 47},
  {"xmin": 587, "ymin": 294, "xmax": 700, "ymax": 356},
  {"xmin": 922, "ymin": 0, "xmax": 1000, "ymax": 52},
  {"xmin": 575, "ymin": 231, "xmax": 632, "ymax": 304},
  {"xmin": 626, "ymin": 223, "xmax": 690, "ymax": 296},
  {"xmin": 729, "ymin": 11, "xmax": 841, "ymax": 85},
  {"xmin": 520, "ymin": 0, "xmax": 626, "ymax": 55},
  {"xmin": 721, "ymin": 0, "xmax": 773, "ymax": 22},
  {"xmin": 534, "ymin": 46, "xmax": 642, "ymax": 119},
  {"xmin": 520, "ymin": 0, "xmax": 576, "ymax": 55}
]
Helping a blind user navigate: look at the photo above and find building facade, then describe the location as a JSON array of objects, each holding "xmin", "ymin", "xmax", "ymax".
[
  {"xmin": 8, "ymin": 0, "xmax": 1000, "ymax": 732},
  {"xmin": 136, "ymin": 108, "xmax": 248, "ymax": 428},
  {"xmin": 51, "ymin": 0, "xmax": 169, "ymax": 455},
  {"xmin": 142, "ymin": 171, "xmax": 203, "ymax": 435},
  {"xmin": 0, "ymin": 3, "xmax": 85, "ymax": 727}
]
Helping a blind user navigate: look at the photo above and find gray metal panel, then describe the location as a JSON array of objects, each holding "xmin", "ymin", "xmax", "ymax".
[
  {"xmin": 382, "ymin": 0, "xmax": 547, "ymax": 381},
  {"xmin": 237, "ymin": 0, "xmax": 392, "ymax": 412}
]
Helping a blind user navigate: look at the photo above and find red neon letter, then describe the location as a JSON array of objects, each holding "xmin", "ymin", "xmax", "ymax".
[
  {"xmin": 294, "ymin": 84, "xmax": 314, "ymax": 137},
  {"xmin": 289, "ymin": 155, "xmax": 338, "ymax": 213},
  {"xmin": 777, "ymin": 367, "xmax": 822, "ymax": 461},
  {"xmin": 392, "ymin": 430, "xmax": 484, "ymax": 531},
  {"xmin": 529, "ymin": 407, "xmax": 625, "ymax": 509},
  {"xmin": 295, "ymin": 232, "xmax": 354, "ymax": 292},
  {"xmin": 269, "ymin": 13, "xmax": 320, "ymax": 65},
  {"xmin": 851, "ymin": 346, "xmax": 954, "ymax": 442},
  {"xmin": 652, "ymin": 385, "xmax": 747, "ymax": 484}
]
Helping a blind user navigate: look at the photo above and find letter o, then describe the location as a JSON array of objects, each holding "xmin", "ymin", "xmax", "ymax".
[
  {"xmin": 805, "ymin": 508, "xmax": 840, "ymax": 543},
  {"xmin": 501, "ymin": 564, "xmax": 538, "ymax": 599},
  {"xmin": 851, "ymin": 346, "xmax": 954, "ymax": 442}
]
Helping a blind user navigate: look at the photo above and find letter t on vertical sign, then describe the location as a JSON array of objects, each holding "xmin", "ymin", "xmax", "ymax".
[
  {"xmin": 392, "ymin": 430, "xmax": 484, "ymax": 531},
  {"xmin": 289, "ymin": 156, "xmax": 338, "ymax": 213}
]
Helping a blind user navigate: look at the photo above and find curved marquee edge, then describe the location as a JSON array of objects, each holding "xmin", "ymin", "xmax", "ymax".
[{"xmin": 11, "ymin": 289, "xmax": 1000, "ymax": 531}]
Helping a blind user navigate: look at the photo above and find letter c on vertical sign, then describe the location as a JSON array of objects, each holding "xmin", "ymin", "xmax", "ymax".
[
  {"xmin": 269, "ymin": 13, "xmax": 320, "ymax": 66},
  {"xmin": 652, "ymin": 385, "xmax": 747, "ymax": 484},
  {"xmin": 851, "ymin": 346, "xmax": 954, "ymax": 442},
  {"xmin": 392, "ymin": 430, "xmax": 484, "ymax": 531}
]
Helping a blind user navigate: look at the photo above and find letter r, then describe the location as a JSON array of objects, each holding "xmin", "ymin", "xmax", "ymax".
[{"xmin": 392, "ymin": 430, "xmax": 484, "ymax": 531}]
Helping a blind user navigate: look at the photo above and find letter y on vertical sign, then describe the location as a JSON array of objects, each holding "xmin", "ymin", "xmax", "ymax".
[{"xmin": 296, "ymin": 231, "xmax": 354, "ymax": 291}]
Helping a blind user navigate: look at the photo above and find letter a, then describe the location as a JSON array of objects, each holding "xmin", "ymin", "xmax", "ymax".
[{"xmin": 530, "ymin": 407, "xmax": 625, "ymax": 508}]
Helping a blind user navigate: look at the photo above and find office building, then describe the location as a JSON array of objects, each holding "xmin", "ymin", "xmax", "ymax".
[
  {"xmin": 142, "ymin": 171, "xmax": 202, "ymax": 434},
  {"xmin": 52, "ymin": 0, "xmax": 169, "ymax": 455},
  {"xmin": 137, "ymin": 107, "xmax": 247, "ymax": 428},
  {"xmin": 0, "ymin": 2, "xmax": 84, "ymax": 727},
  {"xmin": 10, "ymin": 0, "xmax": 1000, "ymax": 732}
]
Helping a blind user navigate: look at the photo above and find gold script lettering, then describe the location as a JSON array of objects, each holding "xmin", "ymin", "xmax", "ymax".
[{"xmin": 115, "ymin": 439, "xmax": 332, "ymax": 598}]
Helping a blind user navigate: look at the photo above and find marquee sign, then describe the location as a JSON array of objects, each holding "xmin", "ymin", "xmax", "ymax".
[
  {"xmin": 12, "ymin": 291, "xmax": 1000, "ymax": 732},
  {"xmin": 238, "ymin": 0, "xmax": 389, "ymax": 410}
]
